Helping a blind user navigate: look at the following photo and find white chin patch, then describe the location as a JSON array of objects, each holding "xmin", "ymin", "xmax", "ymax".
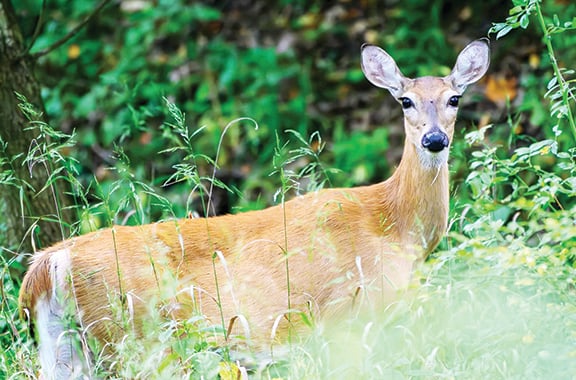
[{"xmin": 418, "ymin": 147, "xmax": 449, "ymax": 170}]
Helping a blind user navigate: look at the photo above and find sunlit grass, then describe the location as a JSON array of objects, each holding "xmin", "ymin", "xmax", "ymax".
[{"xmin": 289, "ymin": 238, "xmax": 576, "ymax": 379}]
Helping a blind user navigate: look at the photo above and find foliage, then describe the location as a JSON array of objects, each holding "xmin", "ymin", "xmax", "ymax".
[
  {"xmin": 1, "ymin": 0, "xmax": 576, "ymax": 378},
  {"xmin": 491, "ymin": 0, "xmax": 576, "ymax": 141}
]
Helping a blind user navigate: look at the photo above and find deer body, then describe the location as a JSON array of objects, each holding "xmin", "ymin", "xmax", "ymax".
[{"xmin": 19, "ymin": 39, "xmax": 489, "ymax": 379}]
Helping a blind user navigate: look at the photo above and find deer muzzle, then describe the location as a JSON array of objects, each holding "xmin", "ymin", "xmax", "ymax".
[{"xmin": 421, "ymin": 128, "xmax": 449, "ymax": 152}]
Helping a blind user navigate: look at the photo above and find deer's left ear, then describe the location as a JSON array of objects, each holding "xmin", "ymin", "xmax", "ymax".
[{"xmin": 447, "ymin": 38, "xmax": 490, "ymax": 93}]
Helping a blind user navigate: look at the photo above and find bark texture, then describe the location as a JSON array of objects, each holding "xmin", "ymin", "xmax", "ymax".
[{"xmin": 0, "ymin": 0, "xmax": 69, "ymax": 254}]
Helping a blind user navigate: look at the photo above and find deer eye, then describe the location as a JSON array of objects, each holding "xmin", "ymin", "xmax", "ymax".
[
  {"xmin": 399, "ymin": 97, "xmax": 413, "ymax": 109},
  {"xmin": 448, "ymin": 95, "xmax": 461, "ymax": 107}
]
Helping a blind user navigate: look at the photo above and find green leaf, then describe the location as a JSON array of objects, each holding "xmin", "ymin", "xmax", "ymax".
[
  {"xmin": 509, "ymin": 5, "xmax": 524, "ymax": 15},
  {"xmin": 520, "ymin": 14, "xmax": 530, "ymax": 29},
  {"xmin": 190, "ymin": 4, "xmax": 221, "ymax": 21},
  {"xmin": 496, "ymin": 25, "xmax": 514, "ymax": 39}
]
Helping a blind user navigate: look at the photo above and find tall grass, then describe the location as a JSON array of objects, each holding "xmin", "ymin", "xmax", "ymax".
[{"xmin": 293, "ymin": 260, "xmax": 576, "ymax": 379}]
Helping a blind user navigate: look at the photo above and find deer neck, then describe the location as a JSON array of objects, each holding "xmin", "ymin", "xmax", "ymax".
[{"xmin": 375, "ymin": 139, "xmax": 450, "ymax": 255}]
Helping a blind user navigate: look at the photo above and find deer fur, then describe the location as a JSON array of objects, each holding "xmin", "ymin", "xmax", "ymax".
[{"xmin": 19, "ymin": 38, "xmax": 490, "ymax": 378}]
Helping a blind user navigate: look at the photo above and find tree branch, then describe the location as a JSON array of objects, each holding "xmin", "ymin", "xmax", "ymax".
[
  {"xmin": 29, "ymin": 0, "xmax": 113, "ymax": 60},
  {"xmin": 23, "ymin": 0, "xmax": 47, "ymax": 56}
]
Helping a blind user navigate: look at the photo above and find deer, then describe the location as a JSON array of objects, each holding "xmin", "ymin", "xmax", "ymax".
[{"xmin": 19, "ymin": 38, "xmax": 490, "ymax": 379}]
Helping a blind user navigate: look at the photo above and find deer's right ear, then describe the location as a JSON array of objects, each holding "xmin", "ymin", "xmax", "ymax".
[{"xmin": 361, "ymin": 44, "xmax": 408, "ymax": 98}]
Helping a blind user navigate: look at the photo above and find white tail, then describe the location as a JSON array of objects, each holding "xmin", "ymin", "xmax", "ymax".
[{"xmin": 19, "ymin": 39, "xmax": 490, "ymax": 378}]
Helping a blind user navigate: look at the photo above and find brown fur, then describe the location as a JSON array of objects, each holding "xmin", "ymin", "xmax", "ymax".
[{"xmin": 19, "ymin": 150, "xmax": 447, "ymax": 345}]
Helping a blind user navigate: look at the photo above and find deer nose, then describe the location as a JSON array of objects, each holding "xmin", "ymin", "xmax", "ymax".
[{"xmin": 421, "ymin": 129, "xmax": 449, "ymax": 152}]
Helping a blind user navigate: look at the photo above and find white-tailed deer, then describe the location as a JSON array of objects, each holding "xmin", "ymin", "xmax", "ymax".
[{"xmin": 19, "ymin": 39, "xmax": 489, "ymax": 378}]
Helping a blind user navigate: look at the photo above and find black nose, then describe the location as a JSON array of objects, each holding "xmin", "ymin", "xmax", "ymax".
[{"xmin": 421, "ymin": 130, "xmax": 449, "ymax": 152}]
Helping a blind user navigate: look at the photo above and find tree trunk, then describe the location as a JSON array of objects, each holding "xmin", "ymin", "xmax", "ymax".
[{"xmin": 0, "ymin": 0, "xmax": 70, "ymax": 254}]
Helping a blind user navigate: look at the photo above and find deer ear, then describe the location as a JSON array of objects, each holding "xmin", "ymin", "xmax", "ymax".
[
  {"xmin": 361, "ymin": 44, "xmax": 409, "ymax": 98},
  {"xmin": 448, "ymin": 38, "xmax": 490, "ymax": 93}
]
